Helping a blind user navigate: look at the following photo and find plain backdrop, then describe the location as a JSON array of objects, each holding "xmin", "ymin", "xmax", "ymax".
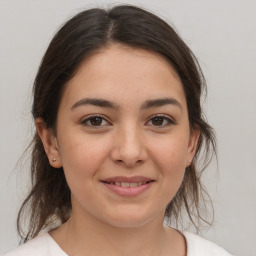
[{"xmin": 0, "ymin": 0, "xmax": 255, "ymax": 255}]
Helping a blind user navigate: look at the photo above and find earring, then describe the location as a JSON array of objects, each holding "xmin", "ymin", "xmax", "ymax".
[
  {"xmin": 52, "ymin": 158, "xmax": 57, "ymax": 162},
  {"xmin": 188, "ymin": 159, "xmax": 192, "ymax": 163}
]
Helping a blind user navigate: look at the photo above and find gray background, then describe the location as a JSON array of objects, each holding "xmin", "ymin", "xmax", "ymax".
[{"xmin": 1, "ymin": 0, "xmax": 255, "ymax": 255}]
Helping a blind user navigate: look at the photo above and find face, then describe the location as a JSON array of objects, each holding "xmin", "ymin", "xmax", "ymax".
[{"xmin": 37, "ymin": 44, "xmax": 199, "ymax": 228}]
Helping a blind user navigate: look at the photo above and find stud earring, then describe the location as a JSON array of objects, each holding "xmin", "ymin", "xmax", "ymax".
[{"xmin": 52, "ymin": 158, "xmax": 57, "ymax": 162}]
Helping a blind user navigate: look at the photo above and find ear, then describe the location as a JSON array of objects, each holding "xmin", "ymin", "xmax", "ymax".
[
  {"xmin": 35, "ymin": 118, "xmax": 62, "ymax": 168},
  {"xmin": 186, "ymin": 127, "xmax": 200, "ymax": 167}
]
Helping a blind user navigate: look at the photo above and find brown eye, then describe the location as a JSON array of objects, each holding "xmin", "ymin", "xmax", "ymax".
[
  {"xmin": 151, "ymin": 116, "xmax": 164, "ymax": 126},
  {"xmin": 81, "ymin": 115, "xmax": 110, "ymax": 127},
  {"xmin": 89, "ymin": 117, "xmax": 103, "ymax": 126},
  {"xmin": 146, "ymin": 115, "xmax": 175, "ymax": 127}
]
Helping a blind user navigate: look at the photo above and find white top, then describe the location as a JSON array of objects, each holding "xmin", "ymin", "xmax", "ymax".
[{"xmin": 3, "ymin": 232, "xmax": 232, "ymax": 256}]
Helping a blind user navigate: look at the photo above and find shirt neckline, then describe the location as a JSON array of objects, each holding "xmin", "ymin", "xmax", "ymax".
[
  {"xmin": 45, "ymin": 231, "xmax": 192, "ymax": 256},
  {"xmin": 44, "ymin": 233, "xmax": 69, "ymax": 256}
]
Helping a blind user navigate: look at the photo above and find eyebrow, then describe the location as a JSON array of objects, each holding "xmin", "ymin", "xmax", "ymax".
[
  {"xmin": 141, "ymin": 98, "xmax": 183, "ymax": 111},
  {"xmin": 71, "ymin": 97, "xmax": 182, "ymax": 111},
  {"xmin": 71, "ymin": 98, "xmax": 119, "ymax": 110}
]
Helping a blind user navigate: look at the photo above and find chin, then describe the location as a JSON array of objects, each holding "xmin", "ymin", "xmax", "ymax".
[
  {"xmin": 107, "ymin": 218, "xmax": 152, "ymax": 229},
  {"xmin": 101, "ymin": 207, "xmax": 162, "ymax": 228}
]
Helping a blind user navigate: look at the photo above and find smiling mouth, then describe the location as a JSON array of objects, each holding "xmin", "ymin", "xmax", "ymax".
[
  {"xmin": 100, "ymin": 177, "xmax": 155, "ymax": 196},
  {"xmin": 101, "ymin": 180, "xmax": 153, "ymax": 188}
]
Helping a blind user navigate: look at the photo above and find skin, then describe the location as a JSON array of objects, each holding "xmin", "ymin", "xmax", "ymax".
[{"xmin": 36, "ymin": 44, "xmax": 200, "ymax": 256}]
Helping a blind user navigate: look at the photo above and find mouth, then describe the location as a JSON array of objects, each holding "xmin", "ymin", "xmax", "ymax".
[
  {"xmin": 100, "ymin": 176, "xmax": 155, "ymax": 196},
  {"xmin": 101, "ymin": 180, "xmax": 153, "ymax": 188}
]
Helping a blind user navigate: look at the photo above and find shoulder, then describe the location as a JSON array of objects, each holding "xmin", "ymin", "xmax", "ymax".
[
  {"xmin": 2, "ymin": 233, "xmax": 67, "ymax": 256},
  {"xmin": 183, "ymin": 231, "xmax": 232, "ymax": 256}
]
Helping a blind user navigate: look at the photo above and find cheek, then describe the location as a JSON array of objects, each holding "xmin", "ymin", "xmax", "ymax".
[
  {"xmin": 57, "ymin": 132, "xmax": 110, "ymax": 189},
  {"xmin": 149, "ymin": 135, "xmax": 188, "ymax": 197},
  {"xmin": 150, "ymin": 134, "xmax": 188, "ymax": 170}
]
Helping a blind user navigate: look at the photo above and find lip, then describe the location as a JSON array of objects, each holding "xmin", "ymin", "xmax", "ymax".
[
  {"xmin": 100, "ymin": 176, "xmax": 155, "ymax": 197},
  {"xmin": 102, "ymin": 176, "xmax": 154, "ymax": 183}
]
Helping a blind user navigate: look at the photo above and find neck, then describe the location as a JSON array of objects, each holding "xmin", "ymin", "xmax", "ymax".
[{"xmin": 51, "ymin": 209, "xmax": 186, "ymax": 256}]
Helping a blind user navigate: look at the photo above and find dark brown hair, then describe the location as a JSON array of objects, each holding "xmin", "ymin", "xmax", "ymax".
[{"xmin": 17, "ymin": 5, "xmax": 216, "ymax": 242}]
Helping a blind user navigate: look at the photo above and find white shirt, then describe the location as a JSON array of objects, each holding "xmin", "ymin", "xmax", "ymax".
[{"xmin": 3, "ymin": 232, "xmax": 232, "ymax": 256}]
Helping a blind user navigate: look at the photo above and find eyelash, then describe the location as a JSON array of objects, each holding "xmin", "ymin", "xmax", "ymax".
[
  {"xmin": 146, "ymin": 114, "xmax": 176, "ymax": 127},
  {"xmin": 81, "ymin": 114, "xmax": 110, "ymax": 127},
  {"xmin": 80, "ymin": 114, "xmax": 176, "ymax": 128}
]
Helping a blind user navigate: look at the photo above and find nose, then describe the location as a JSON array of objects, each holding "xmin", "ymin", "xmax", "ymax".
[{"xmin": 110, "ymin": 124, "xmax": 148, "ymax": 167}]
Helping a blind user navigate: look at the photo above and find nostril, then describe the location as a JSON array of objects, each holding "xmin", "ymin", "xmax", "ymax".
[{"xmin": 114, "ymin": 158, "xmax": 143, "ymax": 167}]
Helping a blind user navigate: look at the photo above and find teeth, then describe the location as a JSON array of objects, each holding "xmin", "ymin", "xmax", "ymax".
[
  {"xmin": 112, "ymin": 181, "xmax": 149, "ymax": 187},
  {"xmin": 121, "ymin": 182, "xmax": 130, "ymax": 187}
]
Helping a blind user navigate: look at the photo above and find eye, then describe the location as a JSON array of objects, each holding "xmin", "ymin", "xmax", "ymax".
[
  {"xmin": 81, "ymin": 115, "xmax": 110, "ymax": 127},
  {"xmin": 146, "ymin": 115, "xmax": 175, "ymax": 127}
]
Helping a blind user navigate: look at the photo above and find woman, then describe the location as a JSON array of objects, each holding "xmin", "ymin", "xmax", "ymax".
[{"xmin": 4, "ymin": 5, "xmax": 232, "ymax": 256}]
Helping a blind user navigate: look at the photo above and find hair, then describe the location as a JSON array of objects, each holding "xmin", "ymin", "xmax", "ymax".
[{"xmin": 17, "ymin": 4, "xmax": 216, "ymax": 242}]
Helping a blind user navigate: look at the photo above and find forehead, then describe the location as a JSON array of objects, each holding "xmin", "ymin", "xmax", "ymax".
[{"xmin": 61, "ymin": 44, "xmax": 186, "ymax": 110}]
